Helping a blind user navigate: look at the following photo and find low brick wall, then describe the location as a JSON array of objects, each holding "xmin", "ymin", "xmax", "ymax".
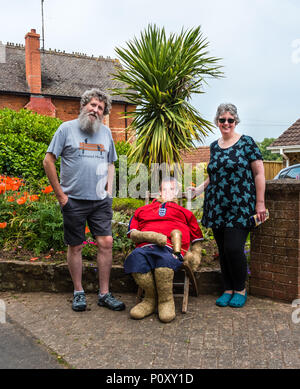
[
  {"xmin": 0, "ymin": 260, "xmax": 222, "ymax": 295},
  {"xmin": 250, "ymin": 179, "xmax": 300, "ymax": 302}
]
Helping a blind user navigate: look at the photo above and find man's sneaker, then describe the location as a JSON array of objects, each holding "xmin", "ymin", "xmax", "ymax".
[
  {"xmin": 98, "ymin": 292, "xmax": 125, "ymax": 311},
  {"xmin": 72, "ymin": 292, "xmax": 87, "ymax": 312}
]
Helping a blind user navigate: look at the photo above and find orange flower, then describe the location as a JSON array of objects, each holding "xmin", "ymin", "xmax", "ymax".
[
  {"xmin": 0, "ymin": 222, "xmax": 7, "ymax": 229},
  {"xmin": 42, "ymin": 185, "xmax": 53, "ymax": 194},
  {"xmin": 85, "ymin": 226, "xmax": 90, "ymax": 234},
  {"xmin": 10, "ymin": 184, "xmax": 20, "ymax": 191},
  {"xmin": 6, "ymin": 196, "xmax": 15, "ymax": 202},
  {"xmin": 29, "ymin": 195, "xmax": 39, "ymax": 202},
  {"xmin": 17, "ymin": 197, "xmax": 27, "ymax": 205},
  {"xmin": 30, "ymin": 257, "xmax": 39, "ymax": 261},
  {"xmin": 0, "ymin": 175, "xmax": 23, "ymax": 193}
]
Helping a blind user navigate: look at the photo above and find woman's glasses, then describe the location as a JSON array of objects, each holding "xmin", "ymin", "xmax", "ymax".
[{"xmin": 218, "ymin": 118, "xmax": 235, "ymax": 124}]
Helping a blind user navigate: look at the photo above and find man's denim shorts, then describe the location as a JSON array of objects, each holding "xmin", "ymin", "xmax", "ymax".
[{"xmin": 60, "ymin": 196, "xmax": 113, "ymax": 246}]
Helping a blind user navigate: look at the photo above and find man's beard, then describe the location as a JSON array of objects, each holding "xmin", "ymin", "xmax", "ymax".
[{"xmin": 78, "ymin": 110, "xmax": 102, "ymax": 134}]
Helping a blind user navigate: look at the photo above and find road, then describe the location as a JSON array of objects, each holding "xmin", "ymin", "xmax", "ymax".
[{"xmin": 0, "ymin": 318, "xmax": 64, "ymax": 369}]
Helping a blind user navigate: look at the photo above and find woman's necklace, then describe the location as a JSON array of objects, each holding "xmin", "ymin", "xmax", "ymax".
[{"xmin": 219, "ymin": 133, "xmax": 241, "ymax": 148}]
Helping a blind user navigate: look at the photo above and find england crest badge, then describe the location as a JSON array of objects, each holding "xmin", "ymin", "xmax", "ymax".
[{"xmin": 159, "ymin": 204, "xmax": 167, "ymax": 217}]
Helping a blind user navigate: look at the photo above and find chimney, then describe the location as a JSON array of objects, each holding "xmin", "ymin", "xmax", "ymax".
[
  {"xmin": 25, "ymin": 29, "xmax": 41, "ymax": 93},
  {"xmin": 24, "ymin": 29, "xmax": 56, "ymax": 117}
]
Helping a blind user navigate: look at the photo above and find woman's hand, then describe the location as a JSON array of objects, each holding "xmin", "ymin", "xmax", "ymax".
[
  {"xmin": 186, "ymin": 187, "xmax": 197, "ymax": 199},
  {"xmin": 255, "ymin": 201, "xmax": 267, "ymax": 222},
  {"xmin": 187, "ymin": 178, "xmax": 210, "ymax": 199}
]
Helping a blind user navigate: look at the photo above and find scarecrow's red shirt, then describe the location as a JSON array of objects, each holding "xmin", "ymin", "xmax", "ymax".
[{"xmin": 127, "ymin": 199, "xmax": 203, "ymax": 255}]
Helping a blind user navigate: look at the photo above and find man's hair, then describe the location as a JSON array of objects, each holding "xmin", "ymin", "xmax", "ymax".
[{"xmin": 80, "ymin": 88, "xmax": 112, "ymax": 115}]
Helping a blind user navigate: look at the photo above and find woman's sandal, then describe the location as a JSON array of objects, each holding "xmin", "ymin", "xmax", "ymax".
[
  {"xmin": 229, "ymin": 291, "xmax": 247, "ymax": 308},
  {"xmin": 216, "ymin": 293, "xmax": 233, "ymax": 307}
]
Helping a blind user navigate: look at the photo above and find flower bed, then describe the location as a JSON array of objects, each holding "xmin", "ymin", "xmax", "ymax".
[{"xmin": 0, "ymin": 174, "xmax": 222, "ymax": 269}]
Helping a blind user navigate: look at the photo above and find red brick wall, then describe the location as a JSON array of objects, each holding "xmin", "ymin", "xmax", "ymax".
[
  {"xmin": 25, "ymin": 96, "xmax": 56, "ymax": 117},
  {"xmin": 109, "ymin": 103, "xmax": 126, "ymax": 141},
  {"xmin": 250, "ymin": 180, "xmax": 300, "ymax": 302},
  {"xmin": 109, "ymin": 103, "xmax": 135, "ymax": 142},
  {"xmin": 181, "ymin": 147, "xmax": 210, "ymax": 165},
  {"xmin": 0, "ymin": 94, "xmax": 135, "ymax": 143},
  {"xmin": 0, "ymin": 94, "xmax": 29, "ymax": 111},
  {"xmin": 51, "ymin": 98, "xmax": 80, "ymax": 122}
]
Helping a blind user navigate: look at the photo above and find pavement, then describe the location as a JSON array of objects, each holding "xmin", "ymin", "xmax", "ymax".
[
  {"xmin": 1, "ymin": 291, "xmax": 300, "ymax": 370},
  {"xmin": 0, "ymin": 320, "xmax": 63, "ymax": 369}
]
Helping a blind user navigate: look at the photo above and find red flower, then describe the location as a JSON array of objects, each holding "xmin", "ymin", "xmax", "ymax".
[
  {"xmin": 42, "ymin": 185, "xmax": 53, "ymax": 194},
  {"xmin": 29, "ymin": 195, "xmax": 39, "ymax": 202},
  {"xmin": 17, "ymin": 197, "xmax": 27, "ymax": 205}
]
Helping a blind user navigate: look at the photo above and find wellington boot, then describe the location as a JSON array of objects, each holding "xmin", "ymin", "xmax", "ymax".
[
  {"xmin": 130, "ymin": 272, "xmax": 156, "ymax": 319},
  {"xmin": 184, "ymin": 241, "xmax": 202, "ymax": 272},
  {"xmin": 154, "ymin": 267, "xmax": 176, "ymax": 323}
]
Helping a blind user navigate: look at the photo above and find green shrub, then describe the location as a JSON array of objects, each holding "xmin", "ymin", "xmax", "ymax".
[
  {"xmin": 0, "ymin": 108, "xmax": 62, "ymax": 182},
  {"xmin": 0, "ymin": 108, "xmax": 62, "ymax": 144},
  {"xmin": 112, "ymin": 197, "xmax": 144, "ymax": 213}
]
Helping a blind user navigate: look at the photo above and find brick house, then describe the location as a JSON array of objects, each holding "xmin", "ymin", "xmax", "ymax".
[
  {"xmin": 267, "ymin": 118, "xmax": 300, "ymax": 167},
  {"xmin": 0, "ymin": 29, "xmax": 135, "ymax": 142},
  {"xmin": 180, "ymin": 146, "xmax": 210, "ymax": 166}
]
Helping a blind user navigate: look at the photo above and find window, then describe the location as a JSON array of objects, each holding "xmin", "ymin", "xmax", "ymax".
[
  {"xmin": 278, "ymin": 169, "xmax": 290, "ymax": 178},
  {"xmin": 285, "ymin": 166, "xmax": 300, "ymax": 179}
]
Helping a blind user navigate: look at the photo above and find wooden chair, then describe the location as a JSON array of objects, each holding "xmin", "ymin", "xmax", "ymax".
[{"xmin": 136, "ymin": 190, "xmax": 199, "ymax": 314}]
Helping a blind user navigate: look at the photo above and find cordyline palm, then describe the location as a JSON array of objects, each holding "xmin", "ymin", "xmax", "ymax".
[{"xmin": 112, "ymin": 24, "xmax": 223, "ymax": 167}]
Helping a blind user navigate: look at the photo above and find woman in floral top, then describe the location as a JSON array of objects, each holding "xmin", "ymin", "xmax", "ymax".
[{"xmin": 192, "ymin": 103, "xmax": 266, "ymax": 308}]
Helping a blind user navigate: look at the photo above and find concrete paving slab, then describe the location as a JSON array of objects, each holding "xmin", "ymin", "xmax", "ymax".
[{"xmin": 1, "ymin": 291, "xmax": 300, "ymax": 369}]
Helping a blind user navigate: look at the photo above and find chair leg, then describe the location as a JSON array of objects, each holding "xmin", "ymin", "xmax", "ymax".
[
  {"xmin": 182, "ymin": 262, "xmax": 199, "ymax": 297},
  {"xmin": 182, "ymin": 273, "xmax": 189, "ymax": 314}
]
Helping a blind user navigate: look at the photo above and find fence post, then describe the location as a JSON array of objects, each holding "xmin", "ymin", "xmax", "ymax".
[{"xmin": 263, "ymin": 161, "xmax": 284, "ymax": 180}]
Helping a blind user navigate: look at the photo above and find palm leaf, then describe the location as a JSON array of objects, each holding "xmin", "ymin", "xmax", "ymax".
[{"xmin": 111, "ymin": 24, "xmax": 223, "ymax": 167}]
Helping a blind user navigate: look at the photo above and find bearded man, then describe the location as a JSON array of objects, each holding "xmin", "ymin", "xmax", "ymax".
[{"xmin": 43, "ymin": 88, "xmax": 125, "ymax": 312}]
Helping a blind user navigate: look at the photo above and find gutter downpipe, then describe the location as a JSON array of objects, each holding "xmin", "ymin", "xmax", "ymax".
[{"xmin": 280, "ymin": 148, "xmax": 289, "ymax": 167}]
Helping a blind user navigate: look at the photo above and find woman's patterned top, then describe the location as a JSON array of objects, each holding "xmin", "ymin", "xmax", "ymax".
[{"xmin": 201, "ymin": 135, "xmax": 263, "ymax": 229}]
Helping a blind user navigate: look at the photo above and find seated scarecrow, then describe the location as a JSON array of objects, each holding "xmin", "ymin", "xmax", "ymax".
[{"xmin": 124, "ymin": 177, "xmax": 203, "ymax": 323}]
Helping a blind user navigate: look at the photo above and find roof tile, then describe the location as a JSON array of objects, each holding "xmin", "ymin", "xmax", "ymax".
[
  {"xmin": 0, "ymin": 45, "xmax": 128, "ymax": 102},
  {"xmin": 269, "ymin": 118, "xmax": 300, "ymax": 147}
]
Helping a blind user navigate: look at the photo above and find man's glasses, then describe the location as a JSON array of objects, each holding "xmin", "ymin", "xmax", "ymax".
[{"xmin": 218, "ymin": 118, "xmax": 235, "ymax": 124}]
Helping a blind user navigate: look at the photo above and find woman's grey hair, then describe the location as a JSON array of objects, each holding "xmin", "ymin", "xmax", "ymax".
[
  {"xmin": 80, "ymin": 88, "xmax": 112, "ymax": 115},
  {"xmin": 214, "ymin": 103, "xmax": 240, "ymax": 126}
]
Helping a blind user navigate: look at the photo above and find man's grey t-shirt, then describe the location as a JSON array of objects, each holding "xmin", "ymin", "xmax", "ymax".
[{"xmin": 47, "ymin": 119, "xmax": 117, "ymax": 200}]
